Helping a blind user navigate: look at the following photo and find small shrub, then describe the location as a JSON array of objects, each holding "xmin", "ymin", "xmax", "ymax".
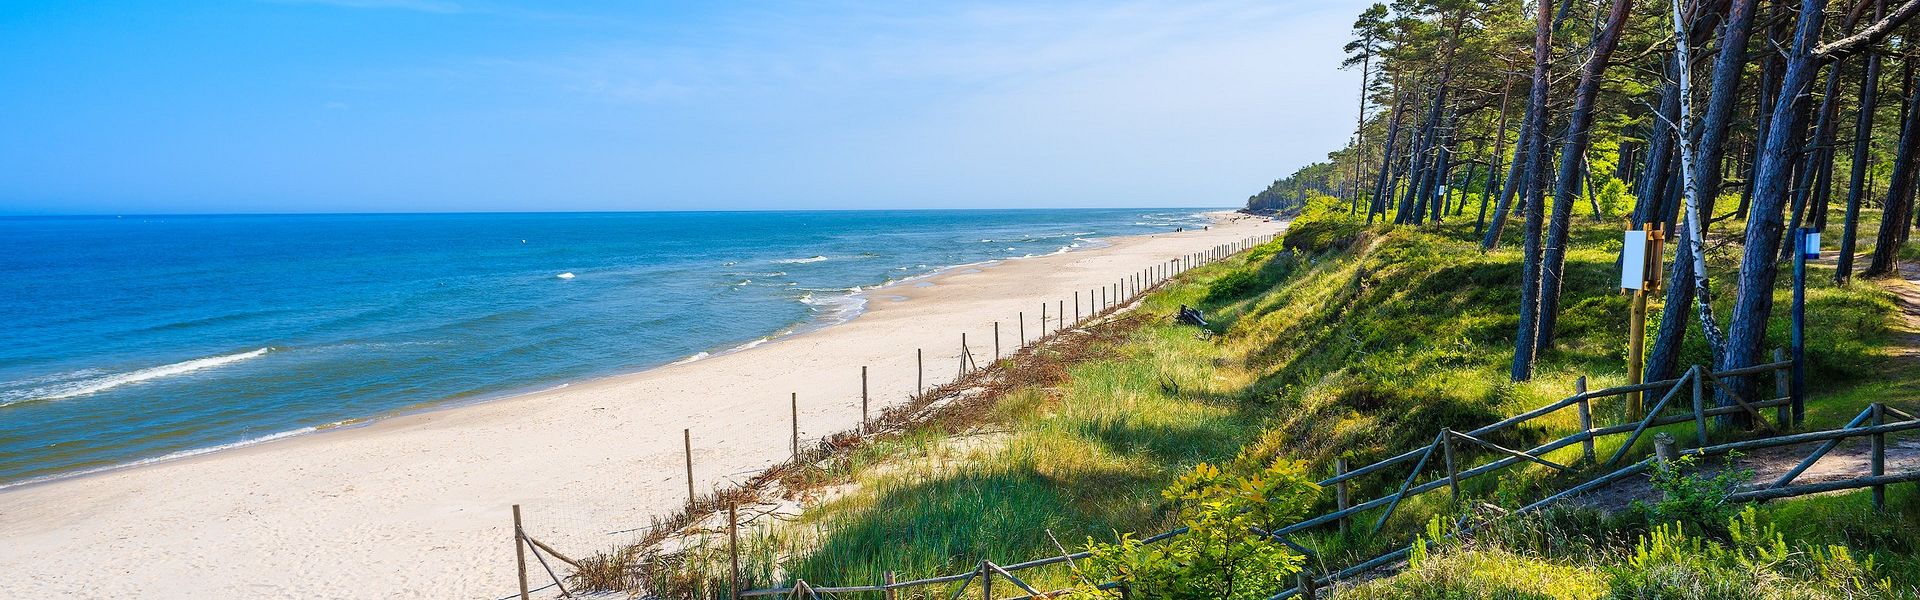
[
  {"xmin": 1645, "ymin": 454, "xmax": 1752, "ymax": 534},
  {"xmin": 1070, "ymin": 460, "xmax": 1320, "ymax": 599},
  {"xmin": 1205, "ymin": 270, "xmax": 1265, "ymax": 303}
]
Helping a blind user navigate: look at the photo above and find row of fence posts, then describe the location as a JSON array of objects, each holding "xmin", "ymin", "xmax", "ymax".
[
  {"xmin": 506, "ymin": 231, "xmax": 1279, "ymax": 600},
  {"xmin": 704, "ymin": 338, "xmax": 1898, "ymax": 600}
]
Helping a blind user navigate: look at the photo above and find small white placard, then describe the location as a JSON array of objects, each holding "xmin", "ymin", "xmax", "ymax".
[
  {"xmin": 1621, "ymin": 230, "xmax": 1647, "ymax": 290},
  {"xmin": 1802, "ymin": 230, "xmax": 1822, "ymax": 258}
]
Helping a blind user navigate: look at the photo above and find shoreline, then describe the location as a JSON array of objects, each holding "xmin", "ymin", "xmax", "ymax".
[
  {"xmin": 0, "ymin": 214, "xmax": 1176, "ymax": 494},
  {"xmin": 0, "ymin": 210, "xmax": 1282, "ymax": 599}
]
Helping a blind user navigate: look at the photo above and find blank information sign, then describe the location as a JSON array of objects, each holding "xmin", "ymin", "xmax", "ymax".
[{"xmin": 1621, "ymin": 230, "xmax": 1647, "ymax": 290}]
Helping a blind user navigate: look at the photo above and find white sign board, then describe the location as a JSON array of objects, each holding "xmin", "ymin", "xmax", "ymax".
[
  {"xmin": 1621, "ymin": 230, "xmax": 1648, "ymax": 290},
  {"xmin": 1802, "ymin": 230, "xmax": 1822, "ymax": 259}
]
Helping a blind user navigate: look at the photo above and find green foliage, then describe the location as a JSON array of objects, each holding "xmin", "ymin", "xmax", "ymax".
[
  {"xmin": 1642, "ymin": 453, "xmax": 1753, "ymax": 534},
  {"xmin": 1071, "ymin": 460, "xmax": 1319, "ymax": 599},
  {"xmin": 1206, "ymin": 270, "xmax": 1266, "ymax": 304},
  {"xmin": 1280, "ymin": 195, "xmax": 1370, "ymax": 253},
  {"xmin": 1588, "ymin": 176, "xmax": 1629, "ymax": 218},
  {"xmin": 1609, "ymin": 507, "xmax": 1909, "ymax": 599}
]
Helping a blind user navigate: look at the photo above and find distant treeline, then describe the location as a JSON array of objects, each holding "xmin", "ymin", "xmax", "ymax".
[{"xmin": 1245, "ymin": 161, "xmax": 1338, "ymax": 215}]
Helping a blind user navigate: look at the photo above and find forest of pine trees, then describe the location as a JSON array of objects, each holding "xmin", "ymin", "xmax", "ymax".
[
  {"xmin": 1258, "ymin": 0, "xmax": 1920, "ymax": 402},
  {"xmin": 1245, "ymin": 161, "xmax": 1338, "ymax": 214}
]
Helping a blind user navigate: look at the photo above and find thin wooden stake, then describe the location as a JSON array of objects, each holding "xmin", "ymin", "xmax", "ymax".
[
  {"xmin": 684, "ymin": 428, "xmax": 695, "ymax": 511},
  {"xmin": 1692, "ymin": 365, "xmax": 1709, "ymax": 446},
  {"xmin": 1334, "ymin": 458, "xmax": 1350, "ymax": 535},
  {"xmin": 1576, "ymin": 376, "xmax": 1595, "ymax": 463},
  {"xmin": 884, "ymin": 572, "xmax": 897, "ymax": 600},
  {"xmin": 1018, "ymin": 311, "xmax": 1025, "ymax": 346},
  {"xmin": 729, "ymin": 503, "xmax": 741, "ymax": 600},
  {"xmin": 917, "ymin": 349, "xmax": 924, "ymax": 395},
  {"xmin": 993, "ymin": 322, "xmax": 1000, "ymax": 360},
  {"xmin": 1773, "ymin": 348, "xmax": 1790, "ymax": 429},
  {"xmin": 513, "ymin": 504, "xmax": 530, "ymax": 600},
  {"xmin": 1442, "ymin": 428, "xmax": 1460, "ymax": 501},
  {"xmin": 1874, "ymin": 403, "xmax": 1887, "ymax": 509},
  {"xmin": 1074, "ymin": 291, "xmax": 1080, "ymax": 323},
  {"xmin": 861, "ymin": 366, "xmax": 869, "ymax": 434},
  {"xmin": 791, "ymin": 393, "xmax": 799, "ymax": 459}
]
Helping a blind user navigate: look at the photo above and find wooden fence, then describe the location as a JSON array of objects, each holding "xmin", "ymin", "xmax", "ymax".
[
  {"xmin": 502, "ymin": 230, "xmax": 1284, "ymax": 600},
  {"xmin": 727, "ymin": 351, "xmax": 1920, "ymax": 600}
]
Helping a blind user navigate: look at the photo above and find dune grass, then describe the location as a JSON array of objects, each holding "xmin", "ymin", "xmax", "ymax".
[{"xmin": 643, "ymin": 197, "xmax": 1914, "ymax": 598}]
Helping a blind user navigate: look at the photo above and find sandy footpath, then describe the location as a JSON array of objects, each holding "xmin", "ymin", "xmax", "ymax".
[{"xmin": 0, "ymin": 211, "xmax": 1283, "ymax": 599}]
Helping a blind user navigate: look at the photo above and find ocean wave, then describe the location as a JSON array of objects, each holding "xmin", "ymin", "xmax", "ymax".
[
  {"xmin": 0, "ymin": 348, "xmax": 272, "ymax": 407},
  {"xmin": 669, "ymin": 351, "xmax": 712, "ymax": 366},
  {"xmin": 773, "ymin": 255, "xmax": 829, "ymax": 264}
]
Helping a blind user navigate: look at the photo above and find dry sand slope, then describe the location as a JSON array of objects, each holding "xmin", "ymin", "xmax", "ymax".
[{"xmin": 0, "ymin": 212, "xmax": 1284, "ymax": 599}]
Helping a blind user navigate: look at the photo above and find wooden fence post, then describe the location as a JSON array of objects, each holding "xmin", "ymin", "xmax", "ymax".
[
  {"xmin": 1058, "ymin": 300, "xmax": 1064, "ymax": 331},
  {"xmin": 791, "ymin": 393, "xmax": 799, "ymax": 459},
  {"xmin": 513, "ymin": 504, "xmax": 530, "ymax": 600},
  {"xmin": 1691, "ymin": 366, "xmax": 1708, "ymax": 446},
  {"xmin": 884, "ymin": 571, "xmax": 897, "ymax": 600},
  {"xmin": 1074, "ymin": 291, "xmax": 1080, "ymax": 323},
  {"xmin": 1040, "ymin": 302, "xmax": 1047, "ymax": 336},
  {"xmin": 1296, "ymin": 571, "xmax": 1317, "ymax": 600},
  {"xmin": 1442, "ymin": 429, "xmax": 1460, "ymax": 502},
  {"xmin": 1018, "ymin": 311, "xmax": 1026, "ymax": 346},
  {"xmin": 1773, "ymin": 348, "xmax": 1790, "ymax": 429},
  {"xmin": 993, "ymin": 322, "xmax": 1001, "ymax": 360},
  {"xmin": 861, "ymin": 366, "xmax": 869, "ymax": 434},
  {"xmin": 1654, "ymin": 433, "xmax": 1677, "ymax": 464},
  {"xmin": 980, "ymin": 561, "xmax": 991, "ymax": 599},
  {"xmin": 1576, "ymin": 376, "xmax": 1595, "ymax": 463},
  {"xmin": 1873, "ymin": 403, "xmax": 1887, "ymax": 510},
  {"xmin": 729, "ymin": 503, "xmax": 741, "ymax": 600},
  {"xmin": 959, "ymin": 333, "xmax": 971, "ymax": 377},
  {"xmin": 684, "ymin": 428, "xmax": 695, "ymax": 511},
  {"xmin": 917, "ymin": 349, "xmax": 924, "ymax": 396},
  {"xmin": 1334, "ymin": 457, "xmax": 1350, "ymax": 536}
]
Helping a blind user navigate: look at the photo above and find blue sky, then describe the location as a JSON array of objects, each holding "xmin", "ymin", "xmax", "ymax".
[{"xmin": 0, "ymin": 1, "xmax": 1368, "ymax": 214}]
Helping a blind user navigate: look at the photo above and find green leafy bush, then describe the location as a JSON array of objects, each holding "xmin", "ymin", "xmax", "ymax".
[
  {"xmin": 1205, "ymin": 270, "xmax": 1265, "ymax": 304},
  {"xmin": 1642, "ymin": 454, "xmax": 1752, "ymax": 534},
  {"xmin": 1608, "ymin": 507, "xmax": 1908, "ymax": 599},
  {"xmin": 1070, "ymin": 460, "xmax": 1320, "ymax": 599}
]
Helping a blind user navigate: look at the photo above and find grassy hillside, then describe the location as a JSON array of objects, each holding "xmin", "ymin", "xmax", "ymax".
[{"xmin": 632, "ymin": 197, "xmax": 1916, "ymax": 598}]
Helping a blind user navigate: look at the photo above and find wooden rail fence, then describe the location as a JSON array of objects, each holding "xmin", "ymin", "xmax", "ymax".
[{"xmin": 726, "ymin": 352, "xmax": 1920, "ymax": 600}]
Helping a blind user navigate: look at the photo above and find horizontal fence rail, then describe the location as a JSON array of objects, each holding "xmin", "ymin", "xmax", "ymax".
[{"xmin": 737, "ymin": 353, "xmax": 1836, "ymax": 599}]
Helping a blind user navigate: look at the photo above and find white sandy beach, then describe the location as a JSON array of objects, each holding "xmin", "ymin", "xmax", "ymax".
[{"xmin": 0, "ymin": 212, "xmax": 1284, "ymax": 599}]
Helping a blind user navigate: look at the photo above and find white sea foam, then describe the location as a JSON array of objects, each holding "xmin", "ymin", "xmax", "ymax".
[
  {"xmin": 0, "ymin": 348, "xmax": 272, "ymax": 407},
  {"xmin": 773, "ymin": 255, "xmax": 829, "ymax": 264},
  {"xmin": 556, "ymin": 272, "xmax": 576, "ymax": 279},
  {"xmin": 669, "ymin": 351, "xmax": 712, "ymax": 366}
]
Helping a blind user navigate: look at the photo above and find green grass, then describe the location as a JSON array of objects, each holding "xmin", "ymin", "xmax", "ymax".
[{"xmin": 641, "ymin": 196, "xmax": 1916, "ymax": 598}]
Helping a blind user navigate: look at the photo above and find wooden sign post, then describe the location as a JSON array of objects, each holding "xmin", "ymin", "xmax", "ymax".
[{"xmin": 1621, "ymin": 224, "xmax": 1663, "ymax": 418}]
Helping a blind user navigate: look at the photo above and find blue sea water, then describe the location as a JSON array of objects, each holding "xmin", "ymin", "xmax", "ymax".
[{"xmin": 0, "ymin": 209, "xmax": 1212, "ymax": 486}]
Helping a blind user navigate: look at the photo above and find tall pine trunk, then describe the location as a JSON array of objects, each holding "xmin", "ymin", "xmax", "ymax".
[
  {"xmin": 1838, "ymin": 4, "xmax": 1886, "ymax": 282},
  {"xmin": 1720, "ymin": 0, "xmax": 1829, "ymax": 420},
  {"xmin": 1511, "ymin": 0, "xmax": 1556, "ymax": 381},
  {"xmin": 1864, "ymin": 57, "xmax": 1920, "ymax": 277},
  {"xmin": 1535, "ymin": 0, "xmax": 1635, "ymax": 352}
]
